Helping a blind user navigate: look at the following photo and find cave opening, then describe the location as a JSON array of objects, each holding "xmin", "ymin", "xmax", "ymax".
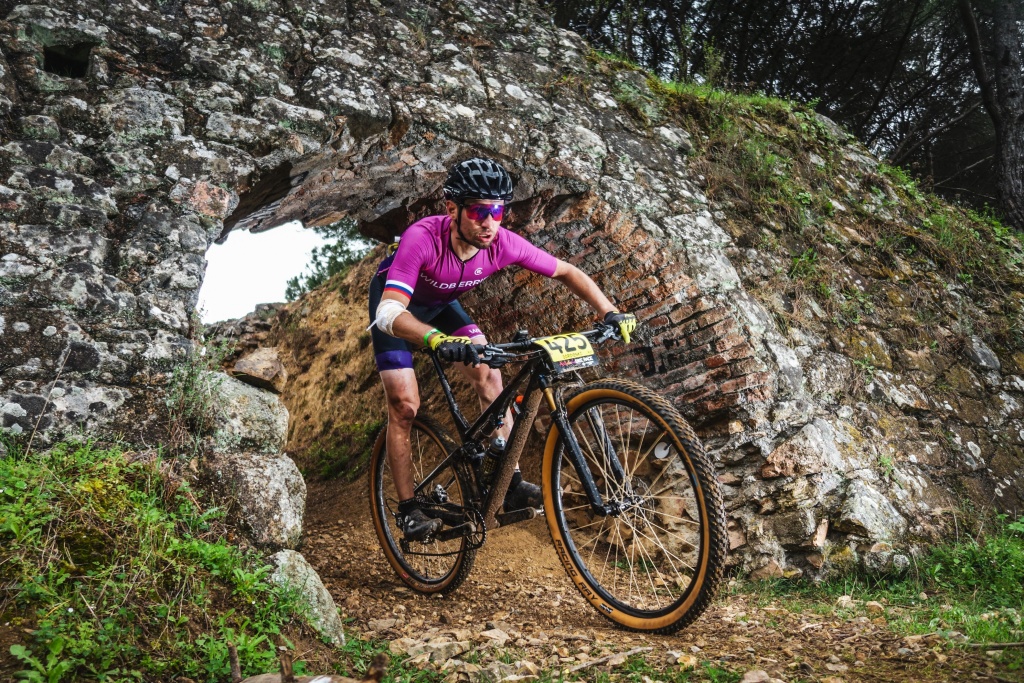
[
  {"xmin": 198, "ymin": 221, "xmax": 333, "ymax": 324},
  {"xmin": 42, "ymin": 42, "xmax": 95, "ymax": 78}
]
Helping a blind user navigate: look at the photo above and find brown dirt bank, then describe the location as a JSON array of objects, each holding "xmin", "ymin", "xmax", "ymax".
[{"xmin": 302, "ymin": 478, "xmax": 1014, "ymax": 683}]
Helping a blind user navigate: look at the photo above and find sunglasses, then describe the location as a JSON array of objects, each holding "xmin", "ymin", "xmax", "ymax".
[{"xmin": 462, "ymin": 203, "xmax": 506, "ymax": 222}]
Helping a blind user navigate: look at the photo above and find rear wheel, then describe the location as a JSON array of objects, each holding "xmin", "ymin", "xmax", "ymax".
[
  {"xmin": 542, "ymin": 379, "xmax": 727, "ymax": 633},
  {"xmin": 369, "ymin": 415, "xmax": 476, "ymax": 594}
]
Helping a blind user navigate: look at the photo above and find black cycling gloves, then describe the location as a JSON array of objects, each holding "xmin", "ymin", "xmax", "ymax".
[
  {"xmin": 604, "ymin": 311, "xmax": 638, "ymax": 344},
  {"xmin": 427, "ymin": 332, "xmax": 481, "ymax": 366}
]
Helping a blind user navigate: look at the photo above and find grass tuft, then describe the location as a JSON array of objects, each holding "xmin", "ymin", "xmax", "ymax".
[
  {"xmin": 0, "ymin": 442, "xmax": 316, "ymax": 681},
  {"xmin": 164, "ymin": 337, "xmax": 234, "ymax": 458},
  {"xmin": 739, "ymin": 515, "xmax": 1024, "ymax": 672}
]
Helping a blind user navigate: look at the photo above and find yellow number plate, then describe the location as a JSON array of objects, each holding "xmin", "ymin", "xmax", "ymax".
[{"xmin": 532, "ymin": 333, "xmax": 600, "ymax": 373}]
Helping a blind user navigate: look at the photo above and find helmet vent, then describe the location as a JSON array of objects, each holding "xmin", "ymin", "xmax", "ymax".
[{"xmin": 443, "ymin": 157, "xmax": 514, "ymax": 202}]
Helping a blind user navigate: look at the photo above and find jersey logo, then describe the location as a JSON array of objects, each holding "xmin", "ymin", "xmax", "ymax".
[
  {"xmin": 420, "ymin": 273, "xmax": 488, "ymax": 290},
  {"xmin": 474, "ymin": 268, "xmax": 483, "ymax": 275}
]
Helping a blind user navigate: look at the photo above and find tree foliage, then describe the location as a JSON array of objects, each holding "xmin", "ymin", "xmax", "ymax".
[
  {"xmin": 542, "ymin": 0, "xmax": 1023, "ymax": 227},
  {"xmin": 285, "ymin": 219, "xmax": 371, "ymax": 301}
]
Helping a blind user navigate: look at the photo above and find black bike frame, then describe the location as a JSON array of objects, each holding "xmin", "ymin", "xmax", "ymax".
[
  {"xmin": 423, "ymin": 350, "xmax": 617, "ymax": 519},
  {"xmin": 428, "ymin": 352, "xmax": 536, "ymax": 444}
]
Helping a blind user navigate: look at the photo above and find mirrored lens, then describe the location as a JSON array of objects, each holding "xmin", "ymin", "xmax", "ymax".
[{"xmin": 464, "ymin": 204, "xmax": 505, "ymax": 222}]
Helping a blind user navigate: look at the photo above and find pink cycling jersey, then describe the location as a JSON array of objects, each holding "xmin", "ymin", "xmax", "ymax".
[{"xmin": 382, "ymin": 215, "xmax": 558, "ymax": 307}]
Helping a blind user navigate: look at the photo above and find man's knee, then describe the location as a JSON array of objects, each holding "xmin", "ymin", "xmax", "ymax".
[
  {"xmin": 469, "ymin": 366, "xmax": 503, "ymax": 396},
  {"xmin": 381, "ymin": 369, "xmax": 419, "ymax": 424},
  {"xmin": 387, "ymin": 396, "xmax": 419, "ymax": 424}
]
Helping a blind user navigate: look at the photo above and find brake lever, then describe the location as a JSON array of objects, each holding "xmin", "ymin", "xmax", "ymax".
[
  {"xmin": 592, "ymin": 322, "xmax": 619, "ymax": 344},
  {"xmin": 477, "ymin": 345, "xmax": 509, "ymax": 369}
]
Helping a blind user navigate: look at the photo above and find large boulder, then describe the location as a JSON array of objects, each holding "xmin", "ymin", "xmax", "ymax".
[
  {"xmin": 230, "ymin": 346, "xmax": 288, "ymax": 394},
  {"xmin": 268, "ymin": 550, "xmax": 346, "ymax": 646},
  {"xmin": 835, "ymin": 480, "xmax": 908, "ymax": 541},
  {"xmin": 208, "ymin": 372, "xmax": 288, "ymax": 454},
  {"xmin": 205, "ymin": 451, "xmax": 306, "ymax": 549}
]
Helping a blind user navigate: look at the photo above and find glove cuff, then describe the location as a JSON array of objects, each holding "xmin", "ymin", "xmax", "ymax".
[{"xmin": 427, "ymin": 331, "xmax": 448, "ymax": 351}]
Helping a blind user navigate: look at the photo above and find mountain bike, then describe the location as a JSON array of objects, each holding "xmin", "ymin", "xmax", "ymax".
[{"xmin": 368, "ymin": 323, "xmax": 728, "ymax": 633}]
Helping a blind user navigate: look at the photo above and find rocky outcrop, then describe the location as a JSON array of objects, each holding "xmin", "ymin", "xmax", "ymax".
[
  {"xmin": 269, "ymin": 549, "xmax": 346, "ymax": 646},
  {"xmin": 208, "ymin": 372, "xmax": 289, "ymax": 453},
  {"xmin": 197, "ymin": 372, "xmax": 305, "ymax": 549},
  {"xmin": 2, "ymin": 0, "xmax": 1022, "ymax": 581},
  {"xmin": 206, "ymin": 450, "xmax": 306, "ymax": 549}
]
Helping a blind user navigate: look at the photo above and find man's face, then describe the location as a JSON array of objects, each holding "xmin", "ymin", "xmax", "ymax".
[{"xmin": 447, "ymin": 199, "xmax": 505, "ymax": 249}]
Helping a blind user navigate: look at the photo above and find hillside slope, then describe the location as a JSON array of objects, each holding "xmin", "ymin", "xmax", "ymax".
[{"xmin": 215, "ymin": 72, "xmax": 1024, "ymax": 577}]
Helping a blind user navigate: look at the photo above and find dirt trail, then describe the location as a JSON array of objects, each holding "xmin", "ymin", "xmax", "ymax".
[{"xmin": 303, "ymin": 478, "xmax": 1010, "ymax": 682}]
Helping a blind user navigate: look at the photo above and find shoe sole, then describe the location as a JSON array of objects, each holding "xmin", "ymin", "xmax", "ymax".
[{"xmin": 404, "ymin": 519, "xmax": 443, "ymax": 543}]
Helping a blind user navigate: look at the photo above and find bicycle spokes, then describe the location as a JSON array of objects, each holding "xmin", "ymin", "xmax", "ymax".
[
  {"xmin": 559, "ymin": 400, "xmax": 705, "ymax": 612},
  {"xmin": 375, "ymin": 421, "xmax": 477, "ymax": 586}
]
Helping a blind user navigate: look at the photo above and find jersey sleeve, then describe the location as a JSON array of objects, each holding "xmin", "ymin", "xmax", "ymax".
[
  {"xmin": 384, "ymin": 224, "xmax": 432, "ymax": 298},
  {"xmin": 499, "ymin": 229, "xmax": 559, "ymax": 277}
]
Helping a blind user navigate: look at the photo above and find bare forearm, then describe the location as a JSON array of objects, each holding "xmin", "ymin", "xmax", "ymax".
[
  {"xmin": 391, "ymin": 309, "xmax": 436, "ymax": 346},
  {"xmin": 553, "ymin": 262, "xmax": 617, "ymax": 316}
]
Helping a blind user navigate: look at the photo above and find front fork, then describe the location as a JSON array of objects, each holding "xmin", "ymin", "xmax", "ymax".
[{"xmin": 545, "ymin": 384, "xmax": 631, "ymax": 517}]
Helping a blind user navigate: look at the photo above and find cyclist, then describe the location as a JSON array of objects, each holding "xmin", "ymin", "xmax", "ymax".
[{"xmin": 369, "ymin": 157, "xmax": 637, "ymax": 541}]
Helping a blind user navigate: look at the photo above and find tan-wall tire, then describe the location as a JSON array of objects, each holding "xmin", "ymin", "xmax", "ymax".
[
  {"xmin": 369, "ymin": 415, "xmax": 476, "ymax": 595},
  {"xmin": 541, "ymin": 379, "xmax": 728, "ymax": 634}
]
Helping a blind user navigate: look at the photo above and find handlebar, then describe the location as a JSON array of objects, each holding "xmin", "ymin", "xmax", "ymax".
[{"xmin": 471, "ymin": 322, "xmax": 620, "ymax": 368}]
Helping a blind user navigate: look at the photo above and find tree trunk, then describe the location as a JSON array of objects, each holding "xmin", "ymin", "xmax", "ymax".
[
  {"xmin": 992, "ymin": 0, "xmax": 1024, "ymax": 227},
  {"xmin": 960, "ymin": 0, "xmax": 1024, "ymax": 227}
]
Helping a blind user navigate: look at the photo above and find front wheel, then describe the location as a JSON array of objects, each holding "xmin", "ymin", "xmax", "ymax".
[
  {"xmin": 542, "ymin": 379, "xmax": 727, "ymax": 633},
  {"xmin": 369, "ymin": 415, "xmax": 476, "ymax": 594}
]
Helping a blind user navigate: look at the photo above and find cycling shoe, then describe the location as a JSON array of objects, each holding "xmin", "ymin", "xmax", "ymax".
[
  {"xmin": 504, "ymin": 477, "xmax": 543, "ymax": 511},
  {"xmin": 397, "ymin": 507, "xmax": 443, "ymax": 541}
]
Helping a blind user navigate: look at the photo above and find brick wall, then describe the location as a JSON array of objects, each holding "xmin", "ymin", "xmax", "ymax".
[{"xmin": 462, "ymin": 191, "xmax": 774, "ymax": 425}]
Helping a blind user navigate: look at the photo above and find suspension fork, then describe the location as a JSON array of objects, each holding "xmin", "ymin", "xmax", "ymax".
[
  {"xmin": 546, "ymin": 380, "xmax": 631, "ymax": 516},
  {"xmin": 581, "ymin": 406, "xmax": 629, "ymax": 486}
]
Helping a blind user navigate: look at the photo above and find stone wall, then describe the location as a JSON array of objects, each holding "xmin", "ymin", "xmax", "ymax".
[{"xmin": 2, "ymin": 0, "xmax": 1022, "ymax": 577}]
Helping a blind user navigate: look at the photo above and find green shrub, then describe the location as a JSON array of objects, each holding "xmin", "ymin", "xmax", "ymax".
[
  {"xmin": 0, "ymin": 443, "xmax": 312, "ymax": 682},
  {"xmin": 788, "ymin": 248, "xmax": 819, "ymax": 280},
  {"xmin": 164, "ymin": 338, "xmax": 234, "ymax": 457},
  {"xmin": 927, "ymin": 517, "xmax": 1024, "ymax": 608}
]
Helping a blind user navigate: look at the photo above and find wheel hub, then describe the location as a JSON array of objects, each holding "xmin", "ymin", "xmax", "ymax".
[{"xmin": 614, "ymin": 479, "xmax": 654, "ymax": 519}]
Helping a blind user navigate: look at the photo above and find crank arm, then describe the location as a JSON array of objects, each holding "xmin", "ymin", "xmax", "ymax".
[
  {"xmin": 433, "ymin": 522, "xmax": 477, "ymax": 543},
  {"xmin": 494, "ymin": 507, "xmax": 539, "ymax": 528}
]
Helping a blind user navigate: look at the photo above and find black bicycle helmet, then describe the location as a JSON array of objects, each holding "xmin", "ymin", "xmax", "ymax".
[{"xmin": 442, "ymin": 157, "xmax": 514, "ymax": 202}]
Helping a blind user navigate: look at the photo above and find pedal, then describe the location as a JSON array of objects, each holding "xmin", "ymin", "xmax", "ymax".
[
  {"xmin": 495, "ymin": 506, "xmax": 540, "ymax": 527},
  {"xmin": 433, "ymin": 521, "xmax": 476, "ymax": 542}
]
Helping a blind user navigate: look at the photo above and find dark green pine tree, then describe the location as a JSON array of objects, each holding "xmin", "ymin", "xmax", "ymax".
[{"xmin": 285, "ymin": 219, "xmax": 371, "ymax": 301}]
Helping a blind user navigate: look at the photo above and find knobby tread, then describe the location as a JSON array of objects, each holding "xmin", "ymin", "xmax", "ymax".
[
  {"xmin": 545, "ymin": 379, "xmax": 728, "ymax": 634},
  {"xmin": 369, "ymin": 415, "xmax": 476, "ymax": 594}
]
